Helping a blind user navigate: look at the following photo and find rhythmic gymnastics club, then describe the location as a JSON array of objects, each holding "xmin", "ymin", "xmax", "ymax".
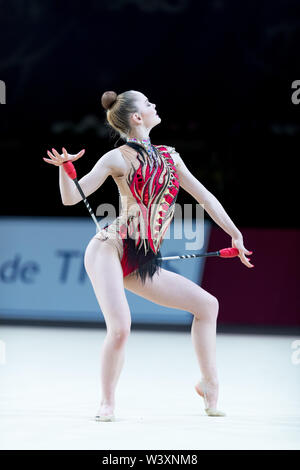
[
  {"xmin": 62, "ymin": 161, "xmax": 101, "ymax": 232},
  {"xmin": 63, "ymin": 161, "xmax": 241, "ymax": 260},
  {"xmin": 157, "ymin": 247, "xmax": 240, "ymax": 262}
]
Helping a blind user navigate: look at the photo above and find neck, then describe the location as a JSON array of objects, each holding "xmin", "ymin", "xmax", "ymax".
[
  {"xmin": 126, "ymin": 136, "xmax": 151, "ymax": 145},
  {"xmin": 125, "ymin": 135, "xmax": 158, "ymax": 163},
  {"xmin": 127, "ymin": 129, "xmax": 150, "ymax": 141}
]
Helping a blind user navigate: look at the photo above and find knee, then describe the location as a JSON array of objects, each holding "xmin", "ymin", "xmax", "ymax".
[
  {"xmin": 206, "ymin": 295, "xmax": 219, "ymax": 321},
  {"xmin": 211, "ymin": 296, "xmax": 219, "ymax": 319},
  {"xmin": 195, "ymin": 295, "xmax": 219, "ymax": 321},
  {"xmin": 107, "ymin": 325, "xmax": 131, "ymax": 348}
]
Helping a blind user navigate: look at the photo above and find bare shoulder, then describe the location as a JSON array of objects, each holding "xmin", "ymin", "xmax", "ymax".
[{"xmin": 102, "ymin": 147, "xmax": 128, "ymax": 178}]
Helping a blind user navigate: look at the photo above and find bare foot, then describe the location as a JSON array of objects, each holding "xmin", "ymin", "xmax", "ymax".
[
  {"xmin": 95, "ymin": 402, "xmax": 115, "ymax": 421},
  {"xmin": 195, "ymin": 380, "xmax": 219, "ymax": 410}
]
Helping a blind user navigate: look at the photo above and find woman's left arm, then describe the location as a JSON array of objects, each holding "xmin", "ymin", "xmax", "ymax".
[{"xmin": 174, "ymin": 150, "xmax": 254, "ymax": 268}]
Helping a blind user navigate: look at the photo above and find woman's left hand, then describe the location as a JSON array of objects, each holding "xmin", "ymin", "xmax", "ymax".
[{"xmin": 231, "ymin": 235, "xmax": 254, "ymax": 268}]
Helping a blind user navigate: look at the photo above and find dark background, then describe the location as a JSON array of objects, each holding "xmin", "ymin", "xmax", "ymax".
[{"xmin": 0, "ymin": 0, "xmax": 299, "ymax": 228}]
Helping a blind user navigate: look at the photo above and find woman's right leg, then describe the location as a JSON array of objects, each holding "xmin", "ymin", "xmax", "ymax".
[{"xmin": 84, "ymin": 238, "xmax": 131, "ymax": 417}]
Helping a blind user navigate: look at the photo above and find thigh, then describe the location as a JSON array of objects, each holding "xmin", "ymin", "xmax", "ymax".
[
  {"xmin": 93, "ymin": 227, "xmax": 123, "ymax": 262},
  {"xmin": 84, "ymin": 238, "xmax": 131, "ymax": 333},
  {"xmin": 123, "ymin": 267, "xmax": 218, "ymax": 318}
]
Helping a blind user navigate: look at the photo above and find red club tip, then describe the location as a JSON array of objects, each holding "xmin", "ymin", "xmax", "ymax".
[
  {"xmin": 219, "ymin": 247, "xmax": 239, "ymax": 258},
  {"xmin": 63, "ymin": 161, "xmax": 77, "ymax": 179}
]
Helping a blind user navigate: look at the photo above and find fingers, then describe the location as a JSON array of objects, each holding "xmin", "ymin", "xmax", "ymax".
[
  {"xmin": 73, "ymin": 148, "xmax": 85, "ymax": 161},
  {"xmin": 43, "ymin": 147, "xmax": 85, "ymax": 166},
  {"xmin": 51, "ymin": 148, "xmax": 61, "ymax": 157},
  {"xmin": 49, "ymin": 148, "xmax": 61, "ymax": 162},
  {"xmin": 62, "ymin": 147, "xmax": 68, "ymax": 159},
  {"xmin": 42, "ymin": 150, "xmax": 60, "ymax": 166},
  {"xmin": 52, "ymin": 148, "xmax": 63, "ymax": 161},
  {"xmin": 43, "ymin": 157, "xmax": 57, "ymax": 165},
  {"xmin": 232, "ymin": 237, "xmax": 254, "ymax": 268},
  {"xmin": 244, "ymin": 247, "xmax": 254, "ymax": 268},
  {"xmin": 239, "ymin": 250, "xmax": 254, "ymax": 268},
  {"xmin": 42, "ymin": 148, "xmax": 63, "ymax": 166}
]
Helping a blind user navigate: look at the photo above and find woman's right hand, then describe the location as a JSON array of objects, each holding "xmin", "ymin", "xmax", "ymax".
[{"xmin": 43, "ymin": 147, "xmax": 85, "ymax": 166}]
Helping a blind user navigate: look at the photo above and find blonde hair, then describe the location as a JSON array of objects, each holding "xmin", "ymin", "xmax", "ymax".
[{"xmin": 101, "ymin": 90, "xmax": 139, "ymax": 141}]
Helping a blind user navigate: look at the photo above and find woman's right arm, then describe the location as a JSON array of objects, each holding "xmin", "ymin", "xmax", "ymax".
[
  {"xmin": 60, "ymin": 151, "xmax": 115, "ymax": 205},
  {"xmin": 44, "ymin": 147, "xmax": 126, "ymax": 205}
]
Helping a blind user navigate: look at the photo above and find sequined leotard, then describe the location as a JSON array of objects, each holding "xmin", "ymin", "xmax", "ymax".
[{"xmin": 92, "ymin": 142, "xmax": 180, "ymax": 283}]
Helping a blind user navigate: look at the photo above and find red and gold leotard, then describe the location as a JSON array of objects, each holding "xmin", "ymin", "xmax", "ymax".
[{"xmin": 93, "ymin": 142, "xmax": 180, "ymax": 283}]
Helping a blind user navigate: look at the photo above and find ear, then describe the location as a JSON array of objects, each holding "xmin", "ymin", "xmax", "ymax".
[{"xmin": 131, "ymin": 112, "xmax": 141, "ymax": 124}]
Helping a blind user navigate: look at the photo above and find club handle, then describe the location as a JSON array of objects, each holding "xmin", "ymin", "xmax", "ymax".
[
  {"xmin": 63, "ymin": 161, "xmax": 77, "ymax": 180},
  {"xmin": 219, "ymin": 247, "xmax": 240, "ymax": 258}
]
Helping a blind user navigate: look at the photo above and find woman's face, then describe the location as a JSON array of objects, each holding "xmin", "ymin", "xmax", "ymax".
[{"xmin": 132, "ymin": 91, "xmax": 161, "ymax": 130}]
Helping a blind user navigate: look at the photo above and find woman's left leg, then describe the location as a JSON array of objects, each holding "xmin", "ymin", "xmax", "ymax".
[{"xmin": 123, "ymin": 267, "xmax": 220, "ymax": 409}]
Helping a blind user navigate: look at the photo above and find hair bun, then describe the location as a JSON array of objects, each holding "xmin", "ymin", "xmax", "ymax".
[{"xmin": 101, "ymin": 91, "xmax": 117, "ymax": 110}]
